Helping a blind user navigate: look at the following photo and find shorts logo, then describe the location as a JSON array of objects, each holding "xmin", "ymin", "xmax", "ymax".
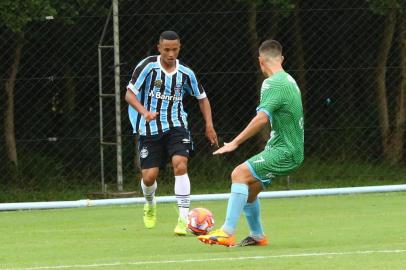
[
  {"xmin": 182, "ymin": 138, "xmax": 190, "ymax": 144},
  {"xmin": 265, "ymin": 172, "xmax": 275, "ymax": 179},
  {"xmin": 154, "ymin": 80, "xmax": 162, "ymax": 88},
  {"xmin": 140, "ymin": 147, "xmax": 149, "ymax": 159}
]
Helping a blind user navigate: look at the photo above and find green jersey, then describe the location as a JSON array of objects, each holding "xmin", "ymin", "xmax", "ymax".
[{"xmin": 257, "ymin": 71, "xmax": 304, "ymax": 164}]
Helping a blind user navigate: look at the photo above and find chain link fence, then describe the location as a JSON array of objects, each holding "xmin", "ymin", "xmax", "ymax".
[{"xmin": 1, "ymin": 0, "xmax": 405, "ymax": 202}]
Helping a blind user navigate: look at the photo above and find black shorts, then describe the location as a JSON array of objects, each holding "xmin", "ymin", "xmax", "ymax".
[{"xmin": 138, "ymin": 127, "xmax": 194, "ymax": 169}]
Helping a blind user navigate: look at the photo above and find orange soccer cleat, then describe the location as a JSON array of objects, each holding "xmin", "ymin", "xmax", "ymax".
[{"xmin": 197, "ymin": 229, "xmax": 236, "ymax": 247}]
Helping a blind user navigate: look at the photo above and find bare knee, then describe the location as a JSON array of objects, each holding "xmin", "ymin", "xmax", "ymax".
[
  {"xmin": 142, "ymin": 168, "xmax": 159, "ymax": 186},
  {"xmin": 172, "ymin": 156, "xmax": 188, "ymax": 175},
  {"xmin": 231, "ymin": 165, "xmax": 243, "ymax": 183},
  {"xmin": 231, "ymin": 164, "xmax": 255, "ymax": 184}
]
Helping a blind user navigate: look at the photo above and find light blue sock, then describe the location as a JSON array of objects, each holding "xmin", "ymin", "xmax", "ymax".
[
  {"xmin": 221, "ymin": 183, "xmax": 249, "ymax": 235},
  {"xmin": 244, "ymin": 198, "xmax": 265, "ymax": 239}
]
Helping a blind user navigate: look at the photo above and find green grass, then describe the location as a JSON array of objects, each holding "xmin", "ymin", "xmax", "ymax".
[
  {"xmin": 1, "ymin": 192, "xmax": 406, "ymax": 270},
  {"xmin": 2, "ymin": 153, "xmax": 406, "ymax": 202}
]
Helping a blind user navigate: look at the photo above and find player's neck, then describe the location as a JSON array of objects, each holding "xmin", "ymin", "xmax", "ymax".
[
  {"xmin": 160, "ymin": 59, "xmax": 176, "ymax": 73},
  {"xmin": 268, "ymin": 66, "xmax": 283, "ymax": 77}
]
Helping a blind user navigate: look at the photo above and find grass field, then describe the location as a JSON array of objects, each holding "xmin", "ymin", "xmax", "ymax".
[{"xmin": 0, "ymin": 192, "xmax": 405, "ymax": 270}]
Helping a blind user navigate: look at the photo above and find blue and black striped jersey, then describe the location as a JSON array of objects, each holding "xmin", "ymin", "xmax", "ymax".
[{"xmin": 127, "ymin": 55, "xmax": 206, "ymax": 136}]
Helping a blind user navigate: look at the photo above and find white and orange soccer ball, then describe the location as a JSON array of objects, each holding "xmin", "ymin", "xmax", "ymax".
[{"xmin": 187, "ymin": 207, "xmax": 215, "ymax": 235}]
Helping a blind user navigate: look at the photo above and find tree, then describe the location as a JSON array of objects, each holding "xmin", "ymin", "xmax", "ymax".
[
  {"xmin": 0, "ymin": 1, "xmax": 57, "ymax": 172},
  {"xmin": 0, "ymin": 0, "xmax": 105, "ymax": 174},
  {"xmin": 368, "ymin": 0, "xmax": 406, "ymax": 164},
  {"xmin": 244, "ymin": 0, "xmax": 307, "ymax": 143}
]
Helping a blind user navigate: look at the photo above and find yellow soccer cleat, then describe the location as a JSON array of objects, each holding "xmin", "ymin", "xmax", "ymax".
[
  {"xmin": 143, "ymin": 201, "xmax": 156, "ymax": 229},
  {"xmin": 174, "ymin": 217, "xmax": 188, "ymax": 236},
  {"xmin": 197, "ymin": 229, "xmax": 236, "ymax": 247}
]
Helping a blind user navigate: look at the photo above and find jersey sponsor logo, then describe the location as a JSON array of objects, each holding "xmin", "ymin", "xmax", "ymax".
[
  {"xmin": 148, "ymin": 90, "xmax": 182, "ymax": 101},
  {"xmin": 154, "ymin": 80, "xmax": 163, "ymax": 88},
  {"xmin": 253, "ymin": 156, "xmax": 265, "ymax": 163},
  {"xmin": 140, "ymin": 147, "xmax": 149, "ymax": 159}
]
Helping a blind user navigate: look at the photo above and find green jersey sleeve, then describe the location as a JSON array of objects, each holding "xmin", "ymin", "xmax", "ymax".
[{"xmin": 257, "ymin": 78, "xmax": 283, "ymax": 117}]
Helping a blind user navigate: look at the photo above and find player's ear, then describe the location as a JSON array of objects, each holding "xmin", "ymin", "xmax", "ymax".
[{"xmin": 258, "ymin": 56, "xmax": 264, "ymax": 66}]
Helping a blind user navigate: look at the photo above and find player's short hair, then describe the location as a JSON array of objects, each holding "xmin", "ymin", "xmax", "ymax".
[
  {"xmin": 159, "ymin": 31, "xmax": 180, "ymax": 41},
  {"xmin": 259, "ymin": 39, "xmax": 282, "ymax": 58}
]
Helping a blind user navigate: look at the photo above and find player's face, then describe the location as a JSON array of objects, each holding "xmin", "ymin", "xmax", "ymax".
[{"xmin": 158, "ymin": 39, "xmax": 181, "ymax": 67}]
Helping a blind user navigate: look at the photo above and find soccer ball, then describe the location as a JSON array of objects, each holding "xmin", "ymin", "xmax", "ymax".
[{"xmin": 187, "ymin": 207, "xmax": 215, "ymax": 235}]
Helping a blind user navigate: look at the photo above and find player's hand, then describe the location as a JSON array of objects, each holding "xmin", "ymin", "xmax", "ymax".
[
  {"xmin": 143, "ymin": 111, "xmax": 159, "ymax": 122},
  {"xmin": 205, "ymin": 126, "xmax": 219, "ymax": 148},
  {"xmin": 213, "ymin": 141, "xmax": 238, "ymax": 155}
]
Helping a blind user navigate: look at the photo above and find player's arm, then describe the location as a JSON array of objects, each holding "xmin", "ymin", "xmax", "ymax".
[
  {"xmin": 125, "ymin": 89, "xmax": 158, "ymax": 122},
  {"xmin": 213, "ymin": 112, "xmax": 269, "ymax": 155},
  {"xmin": 125, "ymin": 58, "xmax": 158, "ymax": 122},
  {"xmin": 187, "ymin": 68, "xmax": 219, "ymax": 146},
  {"xmin": 198, "ymin": 97, "xmax": 218, "ymax": 147}
]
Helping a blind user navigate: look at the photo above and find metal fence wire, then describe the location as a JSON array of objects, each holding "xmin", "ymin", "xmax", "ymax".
[{"xmin": 1, "ymin": 0, "xmax": 406, "ymax": 202}]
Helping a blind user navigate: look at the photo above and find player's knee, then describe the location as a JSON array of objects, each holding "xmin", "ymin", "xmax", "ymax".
[
  {"xmin": 142, "ymin": 169, "xmax": 159, "ymax": 185},
  {"xmin": 173, "ymin": 160, "xmax": 188, "ymax": 175},
  {"xmin": 142, "ymin": 176, "xmax": 156, "ymax": 186},
  {"xmin": 231, "ymin": 165, "xmax": 245, "ymax": 183},
  {"xmin": 231, "ymin": 164, "xmax": 252, "ymax": 184}
]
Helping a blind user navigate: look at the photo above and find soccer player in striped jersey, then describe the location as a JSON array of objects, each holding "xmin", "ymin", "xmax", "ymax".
[
  {"xmin": 125, "ymin": 31, "xmax": 218, "ymax": 235},
  {"xmin": 198, "ymin": 40, "xmax": 304, "ymax": 246}
]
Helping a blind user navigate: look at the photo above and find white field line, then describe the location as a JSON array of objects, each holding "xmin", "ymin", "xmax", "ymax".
[{"xmin": 1, "ymin": 249, "xmax": 406, "ymax": 270}]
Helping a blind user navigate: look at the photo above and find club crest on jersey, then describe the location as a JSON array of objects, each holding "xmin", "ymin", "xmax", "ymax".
[
  {"xmin": 154, "ymin": 80, "xmax": 162, "ymax": 88},
  {"xmin": 140, "ymin": 147, "xmax": 149, "ymax": 159},
  {"xmin": 174, "ymin": 83, "xmax": 183, "ymax": 94}
]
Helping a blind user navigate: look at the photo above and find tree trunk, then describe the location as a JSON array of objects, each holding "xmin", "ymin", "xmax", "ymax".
[
  {"xmin": 375, "ymin": 11, "xmax": 396, "ymax": 161},
  {"xmin": 247, "ymin": 1, "xmax": 261, "ymax": 91},
  {"xmin": 4, "ymin": 32, "xmax": 24, "ymax": 170},
  {"xmin": 247, "ymin": 1, "xmax": 279, "ymax": 145},
  {"xmin": 388, "ymin": 14, "xmax": 406, "ymax": 163},
  {"xmin": 64, "ymin": 64, "xmax": 76, "ymax": 126},
  {"xmin": 292, "ymin": 0, "xmax": 307, "ymax": 110}
]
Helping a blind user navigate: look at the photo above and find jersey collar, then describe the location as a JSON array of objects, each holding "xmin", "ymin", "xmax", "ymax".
[{"xmin": 157, "ymin": 55, "xmax": 179, "ymax": 76}]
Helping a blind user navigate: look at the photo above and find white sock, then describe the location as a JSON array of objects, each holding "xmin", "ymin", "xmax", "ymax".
[
  {"xmin": 141, "ymin": 179, "xmax": 157, "ymax": 206},
  {"xmin": 174, "ymin": 173, "xmax": 190, "ymax": 221}
]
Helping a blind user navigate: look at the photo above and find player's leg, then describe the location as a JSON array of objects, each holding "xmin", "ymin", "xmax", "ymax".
[
  {"xmin": 167, "ymin": 127, "xmax": 193, "ymax": 235},
  {"xmin": 141, "ymin": 168, "xmax": 159, "ymax": 228},
  {"xmin": 198, "ymin": 163, "xmax": 257, "ymax": 246},
  {"xmin": 172, "ymin": 155, "xmax": 190, "ymax": 235},
  {"xmin": 138, "ymin": 134, "xmax": 165, "ymax": 229},
  {"xmin": 238, "ymin": 148, "xmax": 298, "ymax": 245},
  {"xmin": 239, "ymin": 181, "xmax": 268, "ymax": 246}
]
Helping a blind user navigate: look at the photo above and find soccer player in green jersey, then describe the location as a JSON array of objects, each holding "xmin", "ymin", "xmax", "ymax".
[{"xmin": 198, "ymin": 39, "xmax": 304, "ymax": 247}]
